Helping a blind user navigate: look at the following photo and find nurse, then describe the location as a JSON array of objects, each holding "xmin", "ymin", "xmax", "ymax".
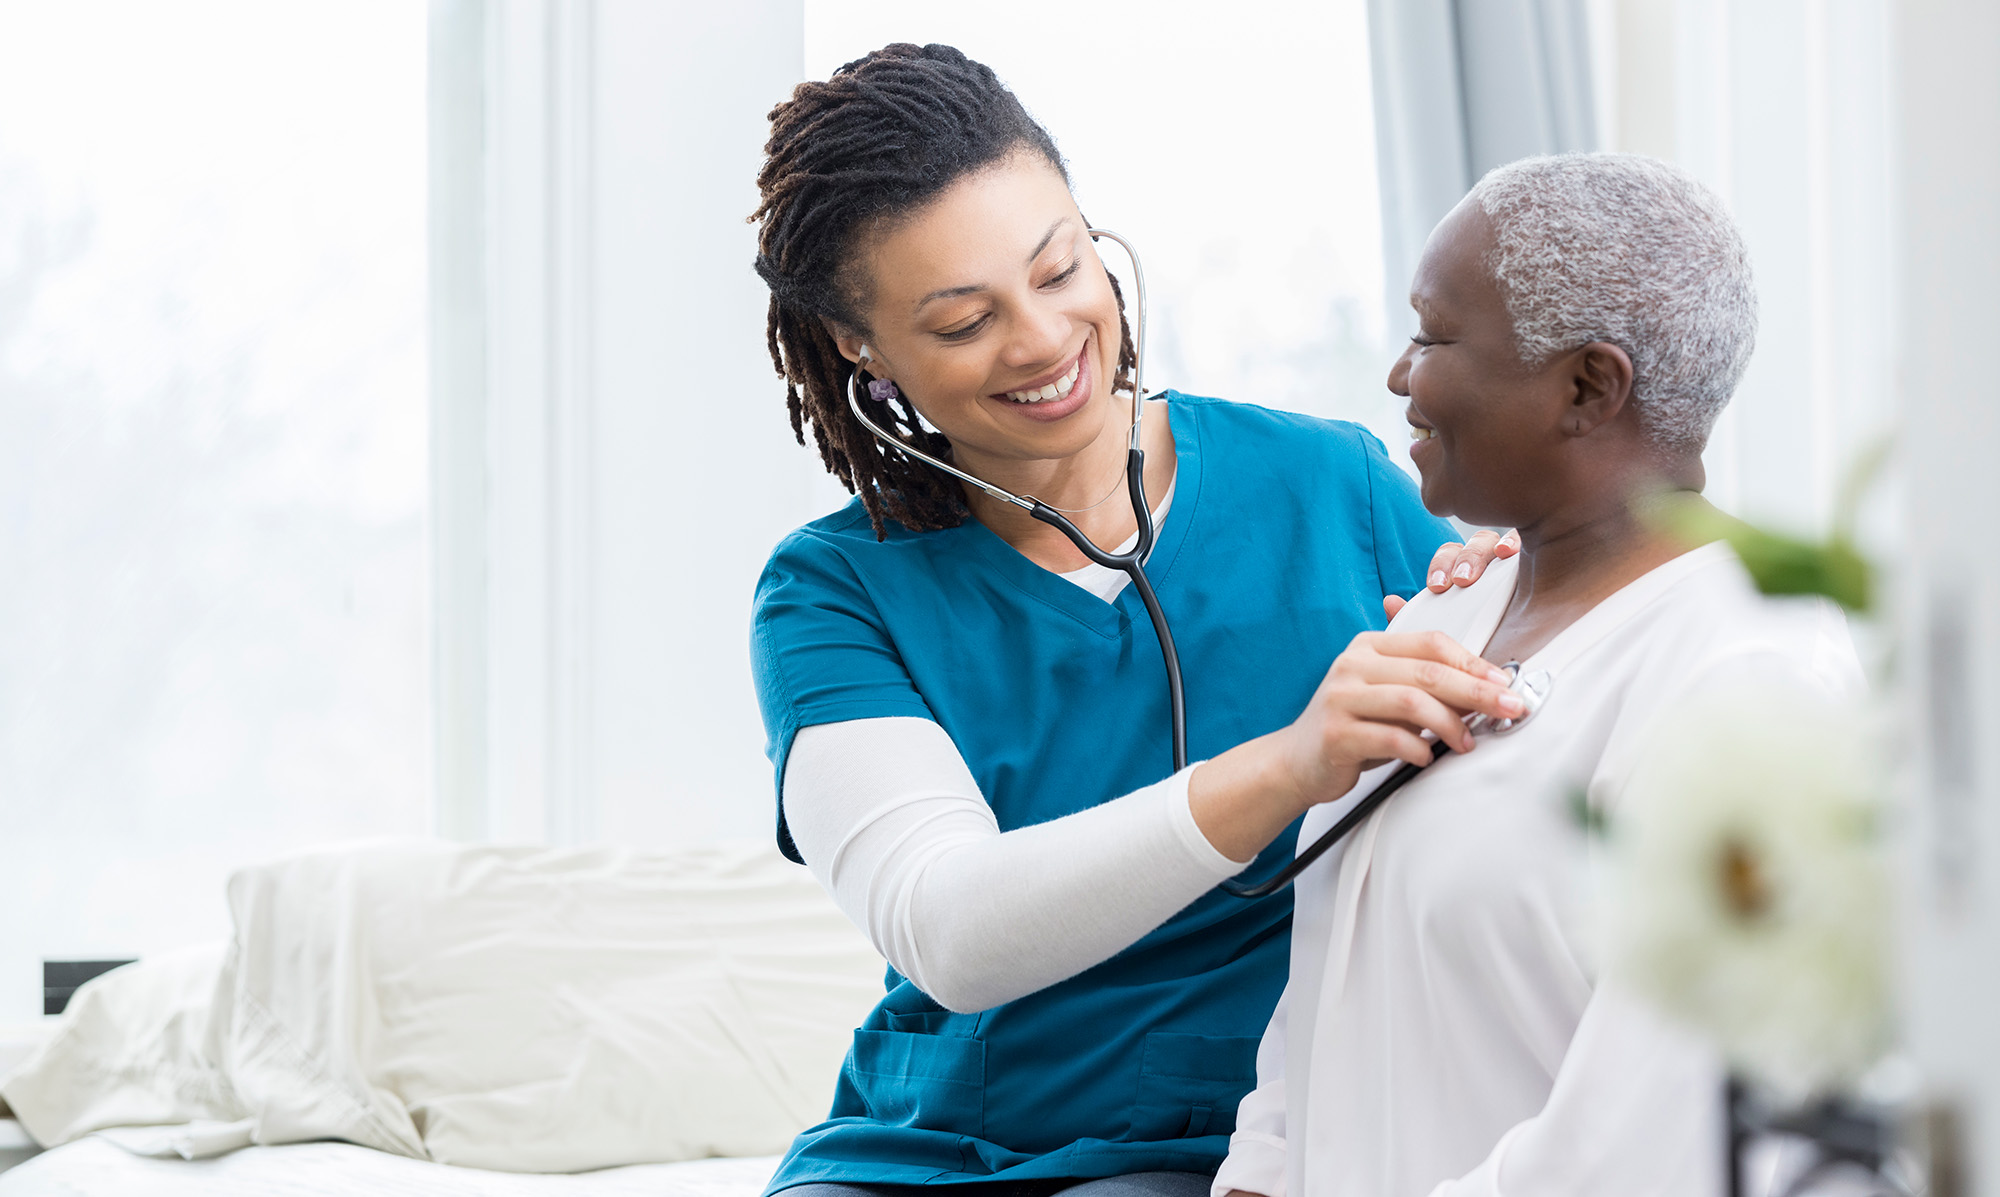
[{"xmin": 748, "ymin": 44, "xmax": 1523, "ymax": 1197}]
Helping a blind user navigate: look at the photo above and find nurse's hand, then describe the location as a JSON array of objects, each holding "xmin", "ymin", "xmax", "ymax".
[
  {"xmin": 1281, "ymin": 629, "xmax": 1525, "ymax": 788},
  {"xmin": 1189, "ymin": 631, "xmax": 1526, "ymax": 863},
  {"xmin": 1382, "ymin": 528, "xmax": 1520, "ymax": 620}
]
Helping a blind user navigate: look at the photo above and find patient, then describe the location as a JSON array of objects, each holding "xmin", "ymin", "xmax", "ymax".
[{"xmin": 1211, "ymin": 154, "xmax": 1862, "ymax": 1197}]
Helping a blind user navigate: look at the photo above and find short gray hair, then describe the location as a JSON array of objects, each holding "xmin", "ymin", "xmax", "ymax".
[{"xmin": 1468, "ymin": 153, "xmax": 1757, "ymax": 453}]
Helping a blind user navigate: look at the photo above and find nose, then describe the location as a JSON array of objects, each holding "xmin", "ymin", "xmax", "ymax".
[
  {"xmin": 1387, "ymin": 342, "xmax": 1416, "ymax": 397},
  {"xmin": 1001, "ymin": 293, "xmax": 1072, "ymax": 371}
]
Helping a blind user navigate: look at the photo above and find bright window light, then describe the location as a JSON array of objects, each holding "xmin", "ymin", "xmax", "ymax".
[
  {"xmin": 804, "ymin": 0, "xmax": 1404, "ymax": 462},
  {"xmin": 0, "ymin": 0, "xmax": 427, "ymax": 1022}
]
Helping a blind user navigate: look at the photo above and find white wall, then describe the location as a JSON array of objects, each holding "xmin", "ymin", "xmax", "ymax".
[
  {"xmin": 1894, "ymin": 2, "xmax": 2000, "ymax": 1188},
  {"xmin": 433, "ymin": 0, "xmax": 813, "ymax": 848},
  {"xmin": 1599, "ymin": 0, "xmax": 1895, "ymax": 540}
]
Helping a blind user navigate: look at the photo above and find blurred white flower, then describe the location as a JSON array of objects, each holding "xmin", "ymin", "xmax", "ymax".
[{"xmin": 1602, "ymin": 678, "xmax": 1892, "ymax": 1102}]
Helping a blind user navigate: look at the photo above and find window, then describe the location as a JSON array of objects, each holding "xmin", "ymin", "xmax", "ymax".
[
  {"xmin": 0, "ymin": 1, "xmax": 427, "ymax": 1022},
  {"xmin": 804, "ymin": 1, "xmax": 1405, "ymax": 457}
]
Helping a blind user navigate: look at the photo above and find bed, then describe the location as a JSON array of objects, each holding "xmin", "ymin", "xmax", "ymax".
[
  {"xmin": 0, "ymin": 1141, "xmax": 778, "ymax": 1196},
  {"xmin": 0, "ymin": 841, "xmax": 883, "ymax": 1196}
]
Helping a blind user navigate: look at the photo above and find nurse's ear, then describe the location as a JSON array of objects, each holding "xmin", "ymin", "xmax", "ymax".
[{"xmin": 827, "ymin": 323, "xmax": 891, "ymax": 382}]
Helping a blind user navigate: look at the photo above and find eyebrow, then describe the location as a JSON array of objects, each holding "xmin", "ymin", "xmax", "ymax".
[{"xmin": 914, "ymin": 217, "xmax": 1072, "ymax": 312}]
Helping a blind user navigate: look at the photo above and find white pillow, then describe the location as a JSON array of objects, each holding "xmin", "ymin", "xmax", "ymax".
[
  {"xmin": 0, "ymin": 944, "xmax": 240, "ymax": 1146},
  {"xmin": 4, "ymin": 840, "xmax": 885, "ymax": 1173}
]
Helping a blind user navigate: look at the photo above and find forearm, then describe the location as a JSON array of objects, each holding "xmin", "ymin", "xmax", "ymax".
[
  {"xmin": 784, "ymin": 718, "xmax": 1250, "ymax": 1014},
  {"xmin": 1187, "ymin": 730, "xmax": 1312, "ymax": 864},
  {"xmin": 900, "ymin": 768, "xmax": 1247, "ymax": 1011}
]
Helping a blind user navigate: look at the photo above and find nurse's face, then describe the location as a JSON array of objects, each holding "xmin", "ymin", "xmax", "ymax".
[
  {"xmin": 1387, "ymin": 200, "xmax": 1571, "ymax": 528},
  {"xmin": 832, "ymin": 150, "xmax": 1126, "ymax": 476}
]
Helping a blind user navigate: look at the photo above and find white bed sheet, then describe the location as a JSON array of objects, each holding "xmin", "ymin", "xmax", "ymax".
[{"xmin": 0, "ymin": 1141, "xmax": 778, "ymax": 1197}]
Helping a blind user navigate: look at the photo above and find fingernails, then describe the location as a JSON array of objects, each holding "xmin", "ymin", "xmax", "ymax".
[
  {"xmin": 1452, "ymin": 561, "xmax": 1474, "ymax": 582},
  {"xmin": 1486, "ymin": 667, "xmax": 1511, "ymax": 685},
  {"xmin": 1429, "ymin": 570, "xmax": 1447, "ymax": 590},
  {"xmin": 1500, "ymin": 694, "xmax": 1527, "ymax": 715}
]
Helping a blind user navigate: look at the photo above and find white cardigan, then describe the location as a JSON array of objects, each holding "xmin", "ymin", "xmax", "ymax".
[{"xmin": 1213, "ymin": 544, "xmax": 1862, "ymax": 1197}]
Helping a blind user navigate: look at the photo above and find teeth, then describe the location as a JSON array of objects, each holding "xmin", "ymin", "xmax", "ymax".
[
  {"xmin": 1007, "ymin": 358, "xmax": 1082, "ymax": 404},
  {"xmin": 1410, "ymin": 426, "xmax": 1435, "ymax": 441}
]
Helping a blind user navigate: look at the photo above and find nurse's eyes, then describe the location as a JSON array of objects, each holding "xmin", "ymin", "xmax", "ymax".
[
  {"xmin": 932, "ymin": 259, "xmax": 1084, "ymax": 343},
  {"xmin": 1043, "ymin": 257, "xmax": 1083, "ymax": 288}
]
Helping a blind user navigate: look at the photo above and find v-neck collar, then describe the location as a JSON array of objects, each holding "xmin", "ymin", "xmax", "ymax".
[
  {"xmin": 1460, "ymin": 540, "xmax": 1736, "ymax": 673},
  {"xmin": 952, "ymin": 392, "xmax": 1203, "ymax": 638}
]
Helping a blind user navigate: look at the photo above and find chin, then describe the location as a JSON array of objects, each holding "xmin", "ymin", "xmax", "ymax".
[{"xmin": 1415, "ymin": 469, "xmax": 1457, "ymax": 518}]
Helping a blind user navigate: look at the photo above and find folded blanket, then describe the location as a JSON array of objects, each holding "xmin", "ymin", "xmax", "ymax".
[{"xmin": 1, "ymin": 840, "xmax": 883, "ymax": 1172}]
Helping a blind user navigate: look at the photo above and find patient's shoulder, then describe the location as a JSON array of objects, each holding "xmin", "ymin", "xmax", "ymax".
[
  {"xmin": 1384, "ymin": 553, "xmax": 1520, "ymax": 644},
  {"xmin": 1635, "ymin": 544, "xmax": 1865, "ymax": 700}
]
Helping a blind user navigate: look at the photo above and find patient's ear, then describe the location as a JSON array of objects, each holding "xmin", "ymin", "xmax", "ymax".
[{"xmin": 1563, "ymin": 341, "xmax": 1635, "ymax": 438}]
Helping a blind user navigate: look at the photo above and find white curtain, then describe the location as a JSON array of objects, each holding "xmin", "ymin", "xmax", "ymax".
[{"xmin": 1366, "ymin": 0, "xmax": 1600, "ymax": 335}]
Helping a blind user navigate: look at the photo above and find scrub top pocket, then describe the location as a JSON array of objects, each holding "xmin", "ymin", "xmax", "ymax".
[
  {"xmin": 1134, "ymin": 1031, "xmax": 1260, "ymax": 1140},
  {"xmin": 849, "ymin": 1029, "xmax": 987, "ymax": 1137}
]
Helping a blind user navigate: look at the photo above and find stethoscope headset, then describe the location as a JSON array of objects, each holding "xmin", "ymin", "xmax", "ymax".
[{"xmin": 845, "ymin": 229, "xmax": 1552, "ymax": 899}]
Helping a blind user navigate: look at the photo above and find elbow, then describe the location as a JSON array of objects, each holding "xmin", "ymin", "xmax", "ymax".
[
  {"xmin": 896, "ymin": 928, "xmax": 1024, "ymax": 1013},
  {"xmin": 906, "ymin": 954, "xmax": 1015, "ymax": 1015}
]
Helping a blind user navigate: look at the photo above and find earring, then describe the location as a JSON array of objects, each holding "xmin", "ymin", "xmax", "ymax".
[{"xmin": 856, "ymin": 345, "xmax": 899, "ymax": 403}]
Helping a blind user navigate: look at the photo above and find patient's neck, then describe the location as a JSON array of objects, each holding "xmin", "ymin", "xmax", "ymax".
[{"xmin": 1479, "ymin": 487, "xmax": 1698, "ymax": 666}]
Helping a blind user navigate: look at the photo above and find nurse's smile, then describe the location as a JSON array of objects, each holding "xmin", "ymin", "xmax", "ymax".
[
  {"xmin": 986, "ymin": 340, "xmax": 1093, "ymax": 425},
  {"xmin": 833, "ymin": 150, "xmax": 1132, "ymax": 501}
]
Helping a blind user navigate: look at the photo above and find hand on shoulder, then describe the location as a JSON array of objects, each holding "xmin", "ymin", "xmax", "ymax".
[{"xmin": 1384, "ymin": 528, "xmax": 1520, "ymax": 620}]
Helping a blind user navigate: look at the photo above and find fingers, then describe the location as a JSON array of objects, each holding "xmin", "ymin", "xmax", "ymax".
[
  {"xmin": 1355, "ymin": 629, "xmax": 1503, "ymax": 682},
  {"xmin": 1345, "ymin": 721, "xmax": 1439, "ymax": 770},
  {"xmin": 1382, "ymin": 594, "xmax": 1408, "ymax": 621},
  {"xmin": 1446, "ymin": 529, "xmax": 1504, "ymax": 587},
  {"xmin": 1337, "ymin": 684, "xmax": 1479, "ymax": 754},
  {"xmin": 1424, "ymin": 542, "xmax": 1459, "ymax": 592},
  {"xmin": 1367, "ymin": 657, "xmax": 1527, "ymax": 725},
  {"xmin": 1424, "ymin": 529, "xmax": 1516, "ymax": 591},
  {"xmin": 1339, "ymin": 631, "xmax": 1526, "ymax": 721}
]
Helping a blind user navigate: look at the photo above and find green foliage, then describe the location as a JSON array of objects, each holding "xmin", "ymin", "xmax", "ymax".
[
  {"xmin": 1650, "ymin": 437, "xmax": 1888, "ymax": 615},
  {"xmin": 1658, "ymin": 503, "xmax": 1874, "ymax": 614},
  {"xmin": 1566, "ymin": 785, "xmax": 1610, "ymax": 838}
]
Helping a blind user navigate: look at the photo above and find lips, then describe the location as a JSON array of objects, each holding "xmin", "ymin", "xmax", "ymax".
[
  {"xmin": 1002, "ymin": 355, "xmax": 1081, "ymax": 404},
  {"xmin": 995, "ymin": 346, "xmax": 1087, "ymax": 405},
  {"xmin": 1406, "ymin": 407, "xmax": 1436, "ymax": 442},
  {"xmin": 988, "ymin": 343, "xmax": 1093, "ymax": 424}
]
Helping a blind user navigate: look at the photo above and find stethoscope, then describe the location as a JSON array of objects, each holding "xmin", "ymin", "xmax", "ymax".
[
  {"xmin": 847, "ymin": 228, "xmax": 1189, "ymax": 773},
  {"xmin": 846, "ymin": 228, "xmax": 1554, "ymax": 898},
  {"xmin": 1219, "ymin": 662, "xmax": 1553, "ymax": 898}
]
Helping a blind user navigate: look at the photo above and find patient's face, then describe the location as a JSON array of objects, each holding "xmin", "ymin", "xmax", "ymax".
[{"xmin": 1388, "ymin": 200, "xmax": 1566, "ymax": 528}]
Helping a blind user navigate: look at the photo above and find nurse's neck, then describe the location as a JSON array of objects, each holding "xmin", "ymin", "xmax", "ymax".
[
  {"xmin": 1479, "ymin": 454, "xmax": 1707, "ymax": 666},
  {"xmin": 963, "ymin": 396, "xmax": 1177, "ymax": 574}
]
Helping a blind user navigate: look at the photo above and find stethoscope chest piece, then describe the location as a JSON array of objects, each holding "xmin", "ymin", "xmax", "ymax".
[
  {"xmin": 1469, "ymin": 661, "xmax": 1554, "ymax": 736},
  {"xmin": 1219, "ymin": 658, "xmax": 1558, "ymax": 900}
]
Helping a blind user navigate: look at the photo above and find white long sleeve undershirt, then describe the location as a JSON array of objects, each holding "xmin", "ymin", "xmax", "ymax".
[{"xmin": 782, "ymin": 716, "xmax": 1249, "ymax": 1014}]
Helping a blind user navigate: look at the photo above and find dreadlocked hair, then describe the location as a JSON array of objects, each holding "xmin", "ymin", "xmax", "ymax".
[{"xmin": 750, "ymin": 42, "xmax": 1137, "ymax": 540}]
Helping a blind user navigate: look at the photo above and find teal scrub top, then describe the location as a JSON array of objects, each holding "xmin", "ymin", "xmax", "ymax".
[{"xmin": 750, "ymin": 393, "xmax": 1453, "ymax": 1192}]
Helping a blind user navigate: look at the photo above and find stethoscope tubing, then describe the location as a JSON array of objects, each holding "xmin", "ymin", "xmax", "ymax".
[
  {"xmin": 1024, "ymin": 446, "xmax": 1187, "ymax": 773},
  {"xmin": 845, "ymin": 224, "xmax": 1488, "ymax": 904},
  {"xmin": 846, "ymin": 228, "xmax": 1186, "ymax": 774},
  {"xmin": 1217, "ymin": 741, "xmax": 1449, "ymax": 899}
]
